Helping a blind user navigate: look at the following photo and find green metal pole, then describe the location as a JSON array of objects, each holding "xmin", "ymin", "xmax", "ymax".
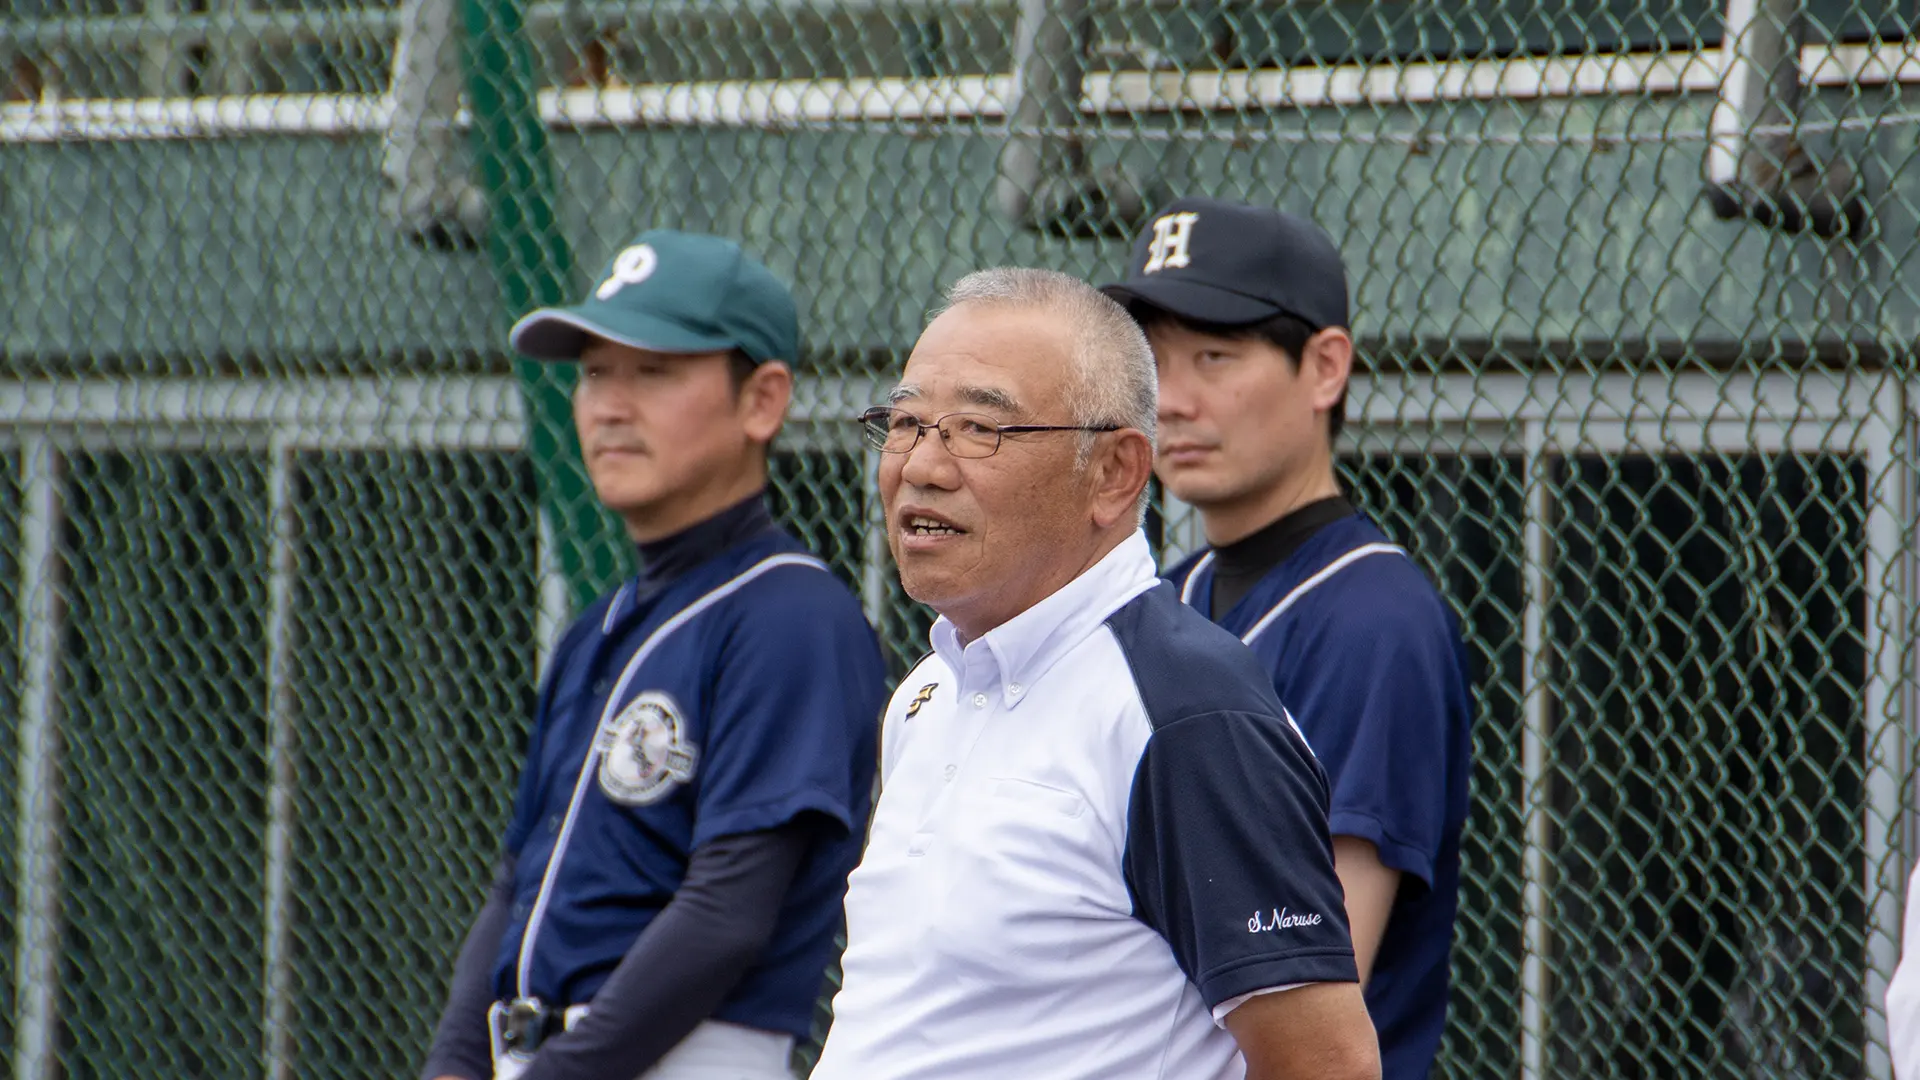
[{"xmin": 458, "ymin": 0, "xmax": 630, "ymax": 610}]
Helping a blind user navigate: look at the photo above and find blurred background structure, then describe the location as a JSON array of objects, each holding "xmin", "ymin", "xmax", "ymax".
[{"xmin": 2, "ymin": 0, "xmax": 1919, "ymax": 1075}]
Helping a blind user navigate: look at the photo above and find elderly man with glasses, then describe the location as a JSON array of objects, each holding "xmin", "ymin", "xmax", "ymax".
[{"xmin": 812, "ymin": 267, "xmax": 1382, "ymax": 1080}]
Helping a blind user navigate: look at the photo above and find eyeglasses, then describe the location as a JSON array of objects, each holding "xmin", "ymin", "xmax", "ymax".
[{"xmin": 857, "ymin": 406, "xmax": 1121, "ymax": 459}]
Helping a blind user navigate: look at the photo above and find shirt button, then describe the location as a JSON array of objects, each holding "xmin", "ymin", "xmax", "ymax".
[
  {"xmin": 593, "ymin": 679, "xmax": 610, "ymax": 696},
  {"xmin": 548, "ymin": 815, "xmax": 563, "ymax": 834},
  {"xmin": 1009, "ymin": 683, "xmax": 1024, "ymax": 697},
  {"xmin": 972, "ymin": 693, "xmax": 988, "ymax": 708},
  {"xmin": 943, "ymin": 765, "xmax": 957, "ymax": 781}
]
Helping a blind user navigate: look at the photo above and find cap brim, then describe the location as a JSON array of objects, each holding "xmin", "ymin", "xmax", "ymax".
[
  {"xmin": 508, "ymin": 306, "xmax": 739, "ymax": 361},
  {"xmin": 1101, "ymin": 278, "xmax": 1292, "ymax": 328}
]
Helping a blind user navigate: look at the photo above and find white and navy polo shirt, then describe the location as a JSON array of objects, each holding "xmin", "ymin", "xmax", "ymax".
[{"xmin": 813, "ymin": 532, "xmax": 1358, "ymax": 1080}]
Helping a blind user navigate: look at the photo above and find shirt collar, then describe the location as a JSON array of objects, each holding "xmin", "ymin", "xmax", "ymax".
[
  {"xmin": 602, "ymin": 491, "xmax": 777, "ymax": 631},
  {"xmin": 928, "ymin": 531, "xmax": 1158, "ymax": 710}
]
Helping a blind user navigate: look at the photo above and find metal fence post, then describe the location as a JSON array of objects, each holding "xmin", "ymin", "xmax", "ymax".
[
  {"xmin": 13, "ymin": 437, "xmax": 64, "ymax": 1080},
  {"xmin": 459, "ymin": 0, "xmax": 628, "ymax": 609}
]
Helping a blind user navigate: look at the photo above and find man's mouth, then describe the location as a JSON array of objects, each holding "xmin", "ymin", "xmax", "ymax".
[
  {"xmin": 1159, "ymin": 442, "xmax": 1216, "ymax": 462},
  {"xmin": 905, "ymin": 514, "xmax": 966, "ymax": 537}
]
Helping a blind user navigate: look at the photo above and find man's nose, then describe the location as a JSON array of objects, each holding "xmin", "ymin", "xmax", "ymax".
[
  {"xmin": 1157, "ymin": 365, "xmax": 1198, "ymax": 421},
  {"xmin": 898, "ymin": 425, "xmax": 960, "ymax": 488},
  {"xmin": 578, "ymin": 381, "xmax": 636, "ymax": 425}
]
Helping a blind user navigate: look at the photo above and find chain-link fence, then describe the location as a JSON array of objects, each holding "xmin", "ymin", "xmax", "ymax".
[{"xmin": 4, "ymin": 0, "xmax": 1919, "ymax": 1077}]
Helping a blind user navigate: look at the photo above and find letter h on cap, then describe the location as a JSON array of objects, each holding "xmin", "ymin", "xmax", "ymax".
[{"xmin": 1143, "ymin": 212, "xmax": 1200, "ymax": 274}]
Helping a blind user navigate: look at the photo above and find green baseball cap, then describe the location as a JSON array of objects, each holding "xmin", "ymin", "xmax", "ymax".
[{"xmin": 508, "ymin": 229, "xmax": 799, "ymax": 363}]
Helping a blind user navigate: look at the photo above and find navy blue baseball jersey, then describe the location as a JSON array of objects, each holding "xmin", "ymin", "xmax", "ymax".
[
  {"xmin": 493, "ymin": 527, "xmax": 886, "ymax": 1039},
  {"xmin": 1167, "ymin": 512, "xmax": 1473, "ymax": 1080}
]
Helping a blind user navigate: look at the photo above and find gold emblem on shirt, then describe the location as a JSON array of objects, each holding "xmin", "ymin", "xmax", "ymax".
[{"xmin": 904, "ymin": 683, "xmax": 938, "ymax": 721}]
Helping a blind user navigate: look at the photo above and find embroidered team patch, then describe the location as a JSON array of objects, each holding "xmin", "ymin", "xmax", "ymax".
[
  {"xmin": 596, "ymin": 690, "xmax": 698, "ymax": 805},
  {"xmin": 904, "ymin": 683, "xmax": 938, "ymax": 721}
]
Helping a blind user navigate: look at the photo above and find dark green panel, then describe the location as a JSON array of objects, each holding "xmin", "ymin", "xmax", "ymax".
[
  {"xmin": 16, "ymin": 0, "xmax": 1907, "ymax": 98},
  {"xmin": 1547, "ymin": 453, "xmax": 1866, "ymax": 1076},
  {"xmin": 0, "ymin": 0, "xmax": 142, "ymax": 19},
  {"xmin": 0, "ymin": 138, "xmax": 502, "ymax": 370},
  {"xmin": 288, "ymin": 450, "xmax": 539, "ymax": 1079},
  {"xmin": 509, "ymin": 89, "xmax": 1920, "ymax": 358},
  {"xmin": 8, "ymin": 77, "xmax": 1920, "ymax": 371},
  {"xmin": 1215, "ymin": 0, "xmax": 1916, "ymax": 66},
  {"xmin": 1087, "ymin": 1, "xmax": 1916, "ymax": 71},
  {"xmin": 57, "ymin": 450, "xmax": 270, "ymax": 1078},
  {"xmin": 251, "ymin": 40, "xmax": 398, "ymax": 96},
  {"xmin": 578, "ymin": 0, "xmax": 1014, "ymax": 83},
  {"xmin": 0, "ymin": 450, "xmax": 19, "ymax": 1060},
  {"xmin": 1341, "ymin": 451, "xmax": 1527, "ymax": 1079}
]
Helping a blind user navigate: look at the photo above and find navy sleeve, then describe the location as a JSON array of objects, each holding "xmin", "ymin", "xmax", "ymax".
[
  {"xmin": 1123, "ymin": 710, "xmax": 1359, "ymax": 1008},
  {"xmin": 692, "ymin": 569, "xmax": 886, "ymax": 848},
  {"xmin": 1284, "ymin": 579, "xmax": 1470, "ymax": 887}
]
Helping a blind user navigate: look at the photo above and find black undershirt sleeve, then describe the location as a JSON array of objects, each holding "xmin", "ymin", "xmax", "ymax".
[{"xmin": 516, "ymin": 817, "xmax": 819, "ymax": 1080}]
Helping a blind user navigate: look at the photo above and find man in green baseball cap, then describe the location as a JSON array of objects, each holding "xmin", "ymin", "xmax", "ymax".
[
  {"xmin": 510, "ymin": 228, "xmax": 802, "ymax": 543},
  {"xmin": 421, "ymin": 229, "xmax": 887, "ymax": 1080}
]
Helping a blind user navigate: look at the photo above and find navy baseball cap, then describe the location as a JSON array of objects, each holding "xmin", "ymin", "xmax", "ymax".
[
  {"xmin": 509, "ymin": 229, "xmax": 799, "ymax": 363},
  {"xmin": 1101, "ymin": 196, "xmax": 1349, "ymax": 331}
]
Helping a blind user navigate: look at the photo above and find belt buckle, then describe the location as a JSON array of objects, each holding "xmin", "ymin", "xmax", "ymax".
[{"xmin": 502, "ymin": 996, "xmax": 552, "ymax": 1054}]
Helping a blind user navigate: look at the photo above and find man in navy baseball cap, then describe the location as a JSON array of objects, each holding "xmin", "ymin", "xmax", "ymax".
[
  {"xmin": 1107, "ymin": 197, "xmax": 1475, "ymax": 1080},
  {"xmin": 1102, "ymin": 195, "xmax": 1349, "ymax": 333}
]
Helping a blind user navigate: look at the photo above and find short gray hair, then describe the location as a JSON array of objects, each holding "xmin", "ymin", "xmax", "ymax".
[
  {"xmin": 937, "ymin": 267, "xmax": 1157, "ymax": 522},
  {"xmin": 941, "ymin": 265, "xmax": 1156, "ymax": 444}
]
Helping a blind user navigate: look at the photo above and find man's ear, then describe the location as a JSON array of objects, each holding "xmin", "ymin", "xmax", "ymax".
[
  {"xmin": 1090, "ymin": 428, "xmax": 1155, "ymax": 529},
  {"xmin": 740, "ymin": 361, "xmax": 793, "ymax": 444},
  {"xmin": 1305, "ymin": 329, "xmax": 1353, "ymax": 414}
]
